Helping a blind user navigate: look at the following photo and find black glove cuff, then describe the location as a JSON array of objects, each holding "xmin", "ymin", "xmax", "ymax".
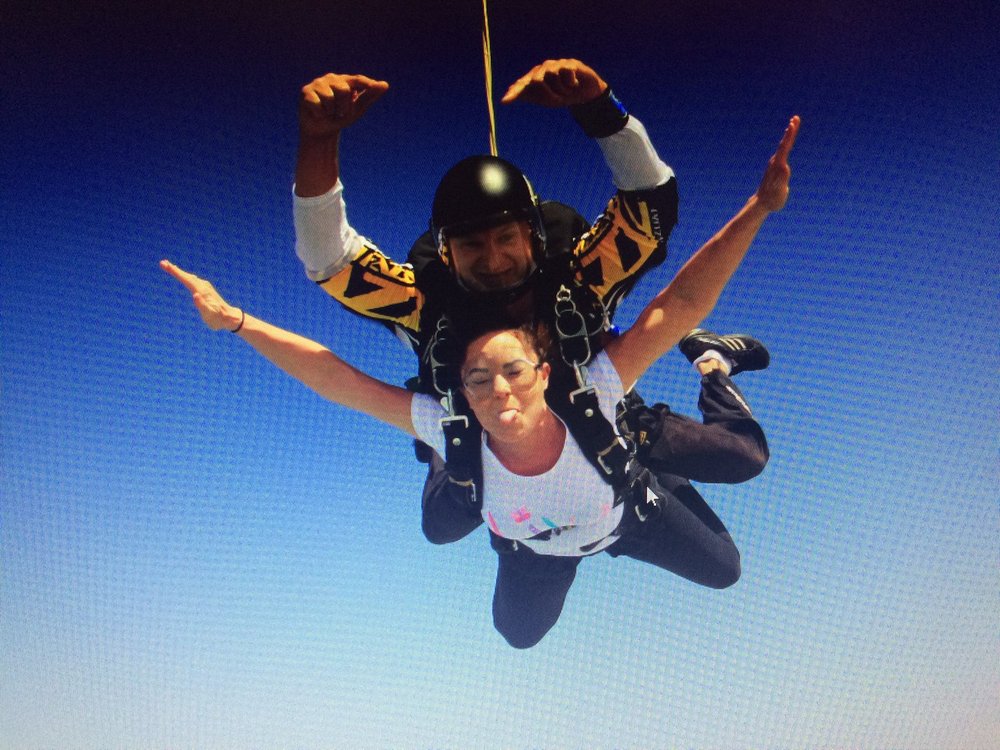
[{"xmin": 570, "ymin": 88, "xmax": 629, "ymax": 138}]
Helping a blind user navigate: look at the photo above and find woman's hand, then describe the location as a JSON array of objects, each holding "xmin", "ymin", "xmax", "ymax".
[
  {"xmin": 160, "ymin": 259, "xmax": 244, "ymax": 332},
  {"xmin": 755, "ymin": 115, "xmax": 800, "ymax": 213}
]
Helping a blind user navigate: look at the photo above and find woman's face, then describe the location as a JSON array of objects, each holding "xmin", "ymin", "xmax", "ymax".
[{"xmin": 460, "ymin": 330, "xmax": 551, "ymax": 441}]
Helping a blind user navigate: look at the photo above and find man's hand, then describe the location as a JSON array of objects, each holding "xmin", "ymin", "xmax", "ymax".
[
  {"xmin": 755, "ymin": 116, "xmax": 800, "ymax": 213},
  {"xmin": 161, "ymin": 260, "xmax": 243, "ymax": 332},
  {"xmin": 298, "ymin": 73, "xmax": 390, "ymax": 139},
  {"xmin": 501, "ymin": 59, "xmax": 607, "ymax": 107}
]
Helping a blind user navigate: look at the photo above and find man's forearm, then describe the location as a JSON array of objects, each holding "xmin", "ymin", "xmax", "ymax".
[{"xmin": 294, "ymin": 132, "xmax": 341, "ymax": 198}]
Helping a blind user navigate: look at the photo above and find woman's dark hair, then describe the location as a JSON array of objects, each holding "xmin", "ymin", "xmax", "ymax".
[{"xmin": 458, "ymin": 320, "xmax": 554, "ymax": 369}]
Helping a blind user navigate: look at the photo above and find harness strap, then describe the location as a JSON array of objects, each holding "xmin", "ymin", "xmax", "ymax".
[
  {"xmin": 551, "ymin": 385, "xmax": 631, "ymax": 491},
  {"xmin": 427, "ymin": 318, "xmax": 484, "ymax": 508},
  {"xmin": 550, "ymin": 283, "xmax": 630, "ymax": 492},
  {"xmin": 418, "ymin": 273, "xmax": 637, "ymax": 512},
  {"xmin": 614, "ymin": 464, "xmax": 668, "ymax": 535},
  {"xmin": 553, "ymin": 284, "xmax": 596, "ymax": 369}
]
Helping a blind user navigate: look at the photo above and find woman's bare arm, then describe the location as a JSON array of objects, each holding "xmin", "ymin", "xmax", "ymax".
[
  {"xmin": 607, "ymin": 116, "xmax": 800, "ymax": 390},
  {"xmin": 161, "ymin": 260, "xmax": 417, "ymax": 437}
]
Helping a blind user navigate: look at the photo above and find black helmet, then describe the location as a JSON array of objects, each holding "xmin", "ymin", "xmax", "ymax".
[{"xmin": 430, "ymin": 155, "xmax": 547, "ymax": 258}]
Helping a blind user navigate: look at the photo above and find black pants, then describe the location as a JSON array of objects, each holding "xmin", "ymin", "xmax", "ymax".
[
  {"xmin": 492, "ymin": 473, "xmax": 740, "ymax": 648},
  {"xmin": 620, "ymin": 369, "xmax": 768, "ymax": 484},
  {"xmin": 419, "ymin": 371, "xmax": 766, "ymax": 647}
]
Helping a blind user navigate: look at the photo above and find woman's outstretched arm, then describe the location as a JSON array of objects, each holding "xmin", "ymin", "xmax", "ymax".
[
  {"xmin": 161, "ymin": 260, "xmax": 417, "ymax": 437},
  {"xmin": 607, "ymin": 116, "xmax": 800, "ymax": 390}
]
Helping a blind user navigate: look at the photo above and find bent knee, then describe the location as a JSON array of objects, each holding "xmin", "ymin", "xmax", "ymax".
[
  {"xmin": 738, "ymin": 447, "xmax": 768, "ymax": 481},
  {"xmin": 715, "ymin": 443, "xmax": 769, "ymax": 483},
  {"xmin": 503, "ymin": 633, "xmax": 545, "ymax": 650},
  {"xmin": 707, "ymin": 422, "xmax": 770, "ymax": 482},
  {"xmin": 740, "ymin": 427, "xmax": 770, "ymax": 479},
  {"xmin": 494, "ymin": 612, "xmax": 558, "ymax": 649},
  {"xmin": 707, "ymin": 558, "xmax": 741, "ymax": 589}
]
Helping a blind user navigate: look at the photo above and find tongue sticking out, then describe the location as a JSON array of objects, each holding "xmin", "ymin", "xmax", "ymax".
[{"xmin": 498, "ymin": 409, "xmax": 518, "ymax": 426}]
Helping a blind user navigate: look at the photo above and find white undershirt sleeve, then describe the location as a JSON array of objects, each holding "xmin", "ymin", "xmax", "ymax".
[
  {"xmin": 596, "ymin": 116, "xmax": 675, "ymax": 192},
  {"xmin": 293, "ymin": 179, "xmax": 367, "ymax": 282}
]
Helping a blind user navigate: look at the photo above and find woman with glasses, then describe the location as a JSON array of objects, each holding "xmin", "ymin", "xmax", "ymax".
[{"xmin": 160, "ymin": 114, "xmax": 798, "ymax": 647}]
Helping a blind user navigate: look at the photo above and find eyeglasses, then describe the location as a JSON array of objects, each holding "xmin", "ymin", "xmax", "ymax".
[{"xmin": 462, "ymin": 359, "xmax": 542, "ymax": 399}]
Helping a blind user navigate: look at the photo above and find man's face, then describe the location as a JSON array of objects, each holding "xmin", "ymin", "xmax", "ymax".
[{"xmin": 448, "ymin": 220, "xmax": 535, "ymax": 293}]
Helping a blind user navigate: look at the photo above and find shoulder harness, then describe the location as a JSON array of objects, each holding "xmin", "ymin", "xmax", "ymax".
[{"xmin": 407, "ymin": 201, "xmax": 636, "ymax": 516}]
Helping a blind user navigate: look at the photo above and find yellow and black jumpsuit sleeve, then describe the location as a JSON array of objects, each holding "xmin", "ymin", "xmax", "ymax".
[
  {"xmin": 573, "ymin": 179, "xmax": 679, "ymax": 316},
  {"xmin": 317, "ymin": 241, "xmax": 424, "ymax": 348}
]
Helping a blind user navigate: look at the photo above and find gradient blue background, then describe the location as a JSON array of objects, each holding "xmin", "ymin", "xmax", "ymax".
[{"xmin": 3, "ymin": 1, "xmax": 997, "ymax": 747}]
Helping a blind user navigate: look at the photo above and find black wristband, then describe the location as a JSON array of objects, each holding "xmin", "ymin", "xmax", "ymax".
[
  {"xmin": 230, "ymin": 308, "xmax": 245, "ymax": 333},
  {"xmin": 570, "ymin": 88, "xmax": 629, "ymax": 138}
]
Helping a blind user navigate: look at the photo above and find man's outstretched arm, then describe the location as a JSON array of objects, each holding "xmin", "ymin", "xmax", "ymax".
[
  {"xmin": 294, "ymin": 73, "xmax": 389, "ymax": 198},
  {"xmin": 502, "ymin": 58, "xmax": 673, "ymax": 191},
  {"xmin": 503, "ymin": 58, "xmax": 677, "ymax": 315},
  {"xmin": 292, "ymin": 71, "xmax": 415, "ymax": 314}
]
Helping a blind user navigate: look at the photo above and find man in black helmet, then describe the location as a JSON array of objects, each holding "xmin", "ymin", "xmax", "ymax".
[
  {"xmin": 294, "ymin": 60, "xmax": 679, "ymax": 342},
  {"xmin": 430, "ymin": 156, "xmax": 544, "ymax": 296},
  {"xmin": 292, "ymin": 60, "xmax": 793, "ymax": 558}
]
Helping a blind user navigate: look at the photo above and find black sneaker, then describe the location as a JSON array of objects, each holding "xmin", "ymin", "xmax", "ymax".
[{"xmin": 679, "ymin": 328, "xmax": 770, "ymax": 375}]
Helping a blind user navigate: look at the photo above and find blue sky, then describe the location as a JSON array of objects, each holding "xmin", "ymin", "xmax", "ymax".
[{"xmin": 2, "ymin": 1, "xmax": 998, "ymax": 747}]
